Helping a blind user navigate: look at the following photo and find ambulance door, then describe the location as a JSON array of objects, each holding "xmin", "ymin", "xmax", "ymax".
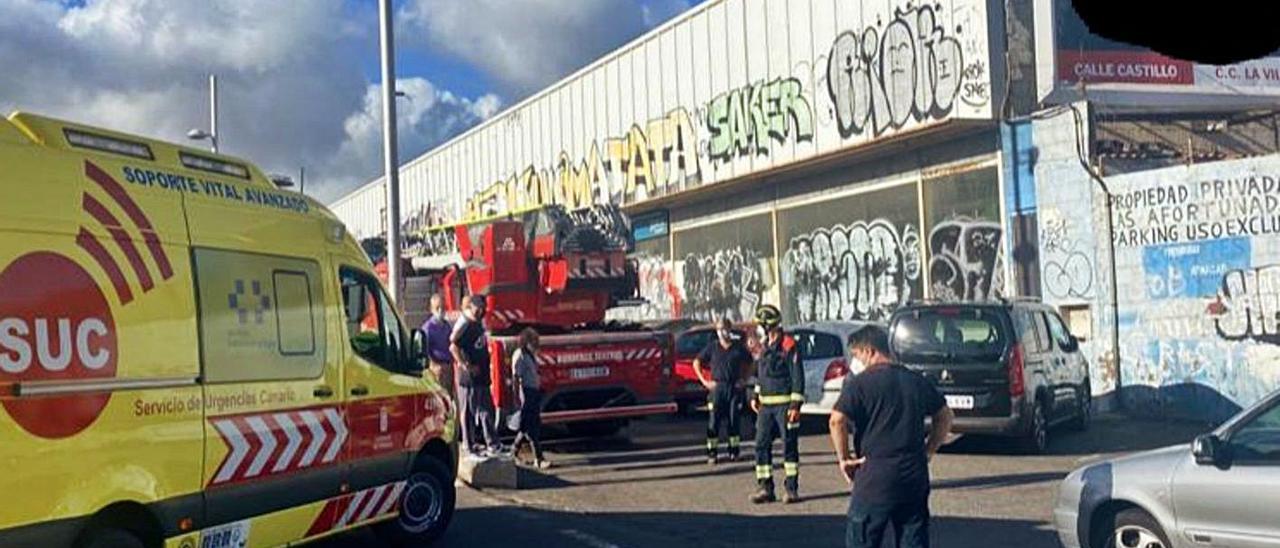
[
  {"xmin": 335, "ymin": 262, "xmax": 427, "ymax": 524},
  {"xmin": 191, "ymin": 248, "xmax": 344, "ymax": 546}
]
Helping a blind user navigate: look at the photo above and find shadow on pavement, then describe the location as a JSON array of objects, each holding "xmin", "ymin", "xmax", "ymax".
[
  {"xmin": 425, "ymin": 504, "xmax": 1060, "ymax": 548},
  {"xmin": 933, "ymin": 471, "xmax": 1066, "ymax": 490},
  {"xmin": 942, "ymin": 414, "xmax": 1210, "ymax": 457}
]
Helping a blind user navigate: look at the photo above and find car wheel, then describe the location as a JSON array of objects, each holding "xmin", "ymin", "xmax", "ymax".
[
  {"xmin": 1105, "ymin": 508, "xmax": 1171, "ymax": 548},
  {"xmin": 1068, "ymin": 383, "xmax": 1091, "ymax": 432},
  {"xmin": 375, "ymin": 456, "xmax": 457, "ymax": 547},
  {"xmin": 1019, "ymin": 402, "xmax": 1048, "ymax": 454},
  {"xmin": 78, "ymin": 528, "xmax": 144, "ymax": 548}
]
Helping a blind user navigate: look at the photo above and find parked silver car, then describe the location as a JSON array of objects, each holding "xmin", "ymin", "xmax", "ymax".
[{"xmin": 1053, "ymin": 389, "xmax": 1280, "ymax": 548}]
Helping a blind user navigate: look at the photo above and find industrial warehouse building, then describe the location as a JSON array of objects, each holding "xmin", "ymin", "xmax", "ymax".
[{"xmin": 331, "ymin": 0, "xmax": 1280, "ymax": 420}]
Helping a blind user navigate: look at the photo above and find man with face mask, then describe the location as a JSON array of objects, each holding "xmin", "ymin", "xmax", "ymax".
[
  {"xmin": 450, "ymin": 295, "xmax": 500, "ymax": 456},
  {"xmin": 749, "ymin": 304, "xmax": 805, "ymax": 504},
  {"xmin": 693, "ymin": 317, "xmax": 753, "ymax": 465}
]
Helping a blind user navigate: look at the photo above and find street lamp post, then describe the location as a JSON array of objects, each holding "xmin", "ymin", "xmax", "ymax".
[
  {"xmin": 379, "ymin": 0, "xmax": 403, "ymax": 305},
  {"xmin": 187, "ymin": 74, "xmax": 219, "ymax": 153}
]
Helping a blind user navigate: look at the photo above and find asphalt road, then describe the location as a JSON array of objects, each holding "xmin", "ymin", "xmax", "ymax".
[{"xmin": 319, "ymin": 412, "xmax": 1210, "ymax": 547}]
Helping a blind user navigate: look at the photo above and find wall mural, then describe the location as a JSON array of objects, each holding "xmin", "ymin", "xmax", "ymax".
[{"xmin": 781, "ymin": 220, "xmax": 922, "ymax": 322}]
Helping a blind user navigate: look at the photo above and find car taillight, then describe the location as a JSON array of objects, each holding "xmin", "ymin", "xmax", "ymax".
[
  {"xmin": 1008, "ymin": 344, "xmax": 1025, "ymax": 398},
  {"xmin": 823, "ymin": 359, "xmax": 848, "ymax": 382}
]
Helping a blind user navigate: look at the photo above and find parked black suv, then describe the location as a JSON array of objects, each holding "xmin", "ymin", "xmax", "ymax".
[{"xmin": 887, "ymin": 299, "xmax": 1091, "ymax": 454}]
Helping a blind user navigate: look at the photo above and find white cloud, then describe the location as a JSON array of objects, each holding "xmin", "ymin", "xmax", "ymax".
[
  {"xmin": 0, "ymin": 0, "xmax": 499, "ymax": 203},
  {"xmin": 325, "ymin": 78, "xmax": 501, "ymax": 199},
  {"xmin": 401, "ymin": 0, "xmax": 693, "ymax": 96}
]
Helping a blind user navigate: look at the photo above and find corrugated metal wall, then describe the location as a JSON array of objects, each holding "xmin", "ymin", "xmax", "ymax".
[{"xmin": 330, "ymin": 0, "xmax": 998, "ymax": 239}]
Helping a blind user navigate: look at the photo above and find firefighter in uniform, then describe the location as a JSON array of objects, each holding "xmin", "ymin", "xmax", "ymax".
[
  {"xmin": 749, "ymin": 304, "xmax": 805, "ymax": 504},
  {"xmin": 694, "ymin": 317, "xmax": 753, "ymax": 465}
]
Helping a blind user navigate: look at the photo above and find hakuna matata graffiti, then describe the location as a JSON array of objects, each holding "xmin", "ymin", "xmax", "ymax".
[{"xmin": 781, "ymin": 220, "xmax": 922, "ymax": 322}]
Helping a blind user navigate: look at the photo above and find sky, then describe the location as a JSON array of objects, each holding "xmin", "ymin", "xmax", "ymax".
[{"xmin": 0, "ymin": 0, "xmax": 702, "ymax": 203}]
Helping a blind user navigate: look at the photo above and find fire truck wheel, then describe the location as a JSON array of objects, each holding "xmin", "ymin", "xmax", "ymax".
[
  {"xmin": 79, "ymin": 528, "xmax": 144, "ymax": 548},
  {"xmin": 376, "ymin": 456, "xmax": 456, "ymax": 547},
  {"xmin": 566, "ymin": 420, "xmax": 625, "ymax": 438}
]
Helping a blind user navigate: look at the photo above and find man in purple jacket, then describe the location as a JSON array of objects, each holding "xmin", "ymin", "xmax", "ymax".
[{"xmin": 421, "ymin": 294, "xmax": 455, "ymax": 398}]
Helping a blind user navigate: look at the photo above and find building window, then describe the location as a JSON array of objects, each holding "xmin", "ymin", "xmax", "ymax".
[
  {"xmin": 776, "ymin": 183, "xmax": 923, "ymax": 323},
  {"xmin": 672, "ymin": 213, "xmax": 775, "ymax": 322},
  {"xmin": 922, "ymin": 167, "xmax": 1004, "ymax": 301}
]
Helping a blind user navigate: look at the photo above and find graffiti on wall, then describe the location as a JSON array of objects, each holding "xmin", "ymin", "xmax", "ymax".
[
  {"xmin": 928, "ymin": 217, "xmax": 1004, "ymax": 301},
  {"xmin": 635, "ymin": 254, "xmax": 682, "ymax": 320},
  {"xmin": 781, "ymin": 220, "xmax": 922, "ymax": 322},
  {"xmin": 466, "ymin": 108, "xmax": 702, "ymax": 218},
  {"xmin": 826, "ymin": 4, "xmax": 965, "ymax": 138},
  {"xmin": 680, "ymin": 247, "xmax": 765, "ymax": 322},
  {"xmin": 707, "ymin": 78, "xmax": 814, "ymax": 163},
  {"xmin": 1209, "ymin": 265, "xmax": 1280, "ymax": 345},
  {"xmin": 1040, "ymin": 212, "xmax": 1095, "ymax": 299}
]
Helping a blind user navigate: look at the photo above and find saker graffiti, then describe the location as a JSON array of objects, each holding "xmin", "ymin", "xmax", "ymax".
[{"xmin": 707, "ymin": 77, "xmax": 814, "ymax": 163}]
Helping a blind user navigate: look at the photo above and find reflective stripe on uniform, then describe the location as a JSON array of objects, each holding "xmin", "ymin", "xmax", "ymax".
[
  {"xmin": 790, "ymin": 392, "xmax": 804, "ymax": 402},
  {"xmin": 758, "ymin": 394, "xmax": 792, "ymax": 405},
  {"xmin": 786, "ymin": 421, "xmax": 800, "ymax": 430},
  {"xmin": 784, "ymin": 462, "xmax": 798, "ymax": 477},
  {"xmin": 707, "ymin": 439, "xmax": 718, "ymax": 450},
  {"xmin": 729, "ymin": 436, "xmax": 740, "ymax": 447},
  {"xmin": 755, "ymin": 464, "xmax": 771, "ymax": 480}
]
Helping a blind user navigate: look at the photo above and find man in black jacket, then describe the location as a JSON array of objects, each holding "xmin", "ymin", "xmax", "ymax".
[
  {"xmin": 829, "ymin": 325, "xmax": 954, "ymax": 548},
  {"xmin": 749, "ymin": 304, "xmax": 804, "ymax": 504}
]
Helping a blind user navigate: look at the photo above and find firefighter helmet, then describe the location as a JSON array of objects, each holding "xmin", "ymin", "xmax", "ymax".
[{"xmin": 754, "ymin": 304, "xmax": 782, "ymax": 330}]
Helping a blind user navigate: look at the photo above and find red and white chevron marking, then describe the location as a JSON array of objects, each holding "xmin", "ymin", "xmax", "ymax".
[
  {"xmin": 535, "ymin": 353, "xmax": 556, "ymax": 367},
  {"xmin": 208, "ymin": 407, "xmax": 349, "ymax": 486},
  {"xmin": 622, "ymin": 347, "xmax": 662, "ymax": 361},
  {"xmin": 306, "ymin": 480, "xmax": 406, "ymax": 536},
  {"xmin": 490, "ymin": 309, "xmax": 526, "ymax": 323}
]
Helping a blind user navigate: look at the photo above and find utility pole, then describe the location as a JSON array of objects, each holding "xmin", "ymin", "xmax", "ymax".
[
  {"xmin": 378, "ymin": 0, "xmax": 402, "ymax": 304},
  {"xmin": 299, "ymin": 166, "xmax": 306, "ymax": 195}
]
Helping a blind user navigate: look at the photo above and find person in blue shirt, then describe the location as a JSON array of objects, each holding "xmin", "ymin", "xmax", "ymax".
[{"xmin": 421, "ymin": 294, "xmax": 454, "ymax": 398}]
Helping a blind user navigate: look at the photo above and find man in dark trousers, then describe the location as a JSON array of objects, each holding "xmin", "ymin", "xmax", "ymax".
[
  {"xmin": 829, "ymin": 325, "xmax": 955, "ymax": 548},
  {"xmin": 450, "ymin": 295, "xmax": 501, "ymax": 456},
  {"xmin": 749, "ymin": 304, "xmax": 804, "ymax": 504},
  {"xmin": 693, "ymin": 317, "xmax": 753, "ymax": 465}
]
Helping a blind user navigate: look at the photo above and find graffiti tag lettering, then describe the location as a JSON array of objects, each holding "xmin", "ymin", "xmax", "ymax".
[
  {"xmin": 781, "ymin": 220, "xmax": 921, "ymax": 322},
  {"xmin": 681, "ymin": 247, "xmax": 764, "ymax": 322},
  {"xmin": 707, "ymin": 77, "xmax": 814, "ymax": 162},
  {"xmin": 1210, "ymin": 265, "xmax": 1280, "ymax": 345},
  {"xmin": 826, "ymin": 5, "xmax": 964, "ymax": 138},
  {"xmin": 928, "ymin": 217, "xmax": 1004, "ymax": 301},
  {"xmin": 466, "ymin": 109, "xmax": 700, "ymax": 218}
]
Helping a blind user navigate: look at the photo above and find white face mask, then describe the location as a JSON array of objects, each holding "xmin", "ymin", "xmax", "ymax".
[{"xmin": 756, "ymin": 326, "xmax": 767, "ymax": 340}]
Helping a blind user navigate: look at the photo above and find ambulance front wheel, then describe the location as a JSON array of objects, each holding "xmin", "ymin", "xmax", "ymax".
[{"xmin": 376, "ymin": 456, "xmax": 456, "ymax": 546}]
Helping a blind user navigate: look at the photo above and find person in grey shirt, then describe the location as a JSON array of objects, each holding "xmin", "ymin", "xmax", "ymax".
[{"xmin": 511, "ymin": 328, "xmax": 550, "ymax": 469}]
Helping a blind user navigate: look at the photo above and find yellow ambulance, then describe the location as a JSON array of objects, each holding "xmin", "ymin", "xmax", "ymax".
[{"xmin": 0, "ymin": 112, "xmax": 457, "ymax": 548}]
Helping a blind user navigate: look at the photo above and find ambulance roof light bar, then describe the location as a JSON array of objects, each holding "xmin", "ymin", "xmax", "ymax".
[
  {"xmin": 179, "ymin": 151, "xmax": 250, "ymax": 180},
  {"xmin": 63, "ymin": 128, "xmax": 154, "ymax": 160}
]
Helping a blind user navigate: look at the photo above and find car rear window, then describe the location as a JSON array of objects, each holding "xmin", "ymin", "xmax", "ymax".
[
  {"xmin": 794, "ymin": 331, "xmax": 843, "ymax": 360},
  {"xmin": 892, "ymin": 308, "xmax": 1008, "ymax": 362},
  {"xmin": 676, "ymin": 328, "xmax": 746, "ymax": 358}
]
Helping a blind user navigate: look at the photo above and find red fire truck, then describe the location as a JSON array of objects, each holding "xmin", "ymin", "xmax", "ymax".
[{"xmin": 388, "ymin": 205, "xmax": 676, "ymax": 438}]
